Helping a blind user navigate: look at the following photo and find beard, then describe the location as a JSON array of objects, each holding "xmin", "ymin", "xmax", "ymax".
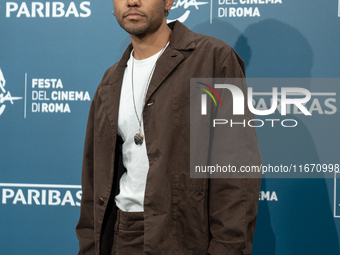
[{"xmin": 115, "ymin": 4, "xmax": 165, "ymax": 37}]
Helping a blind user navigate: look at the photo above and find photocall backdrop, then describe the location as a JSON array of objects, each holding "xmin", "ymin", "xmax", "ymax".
[{"xmin": 1, "ymin": 0, "xmax": 339, "ymax": 254}]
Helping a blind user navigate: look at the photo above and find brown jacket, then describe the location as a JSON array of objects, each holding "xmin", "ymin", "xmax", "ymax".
[{"xmin": 76, "ymin": 21, "xmax": 262, "ymax": 255}]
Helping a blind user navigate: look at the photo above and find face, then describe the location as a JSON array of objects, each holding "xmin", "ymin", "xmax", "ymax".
[{"xmin": 113, "ymin": 0, "xmax": 168, "ymax": 37}]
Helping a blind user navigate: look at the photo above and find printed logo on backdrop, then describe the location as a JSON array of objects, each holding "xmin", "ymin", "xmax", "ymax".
[
  {"xmin": 0, "ymin": 70, "xmax": 91, "ymax": 117},
  {"xmin": 168, "ymin": 0, "xmax": 209, "ymax": 23},
  {"xmin": 218, "ymin": 0, "xmax": 282, "ymax": 18},
  {"xmin": 259, "ymin": 191, "xmax": 278, "ymax": 201},
  {"xmin": 30, "ymin": 76, "xmax": 90, "ymax": 114},
  {"xmin": 1, "ymin": 183, "xmax": 82, "ymax": 207},
  {"xmin": 5, "ymin": 1, "xmax": 91, "ymax": 18},
  {"xmin": 0, "ymin": 68, "xmax": 22, "ymax": 116},
  {"xmin": 167, "ymin": 0, "xmax": 283, "ymax": 24}
]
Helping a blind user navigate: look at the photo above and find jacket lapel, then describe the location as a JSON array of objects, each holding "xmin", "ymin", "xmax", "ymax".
[
  {"xmin": 145, "ymin": 47, "xmax": 184, "ymax": 103},
  {"xmin": 98, "ymin": 44, "xmax": 133, "ymax": 131},
  {"xmin": 145, "ymin": 21, "xmax": 196, "ymax": 103}
]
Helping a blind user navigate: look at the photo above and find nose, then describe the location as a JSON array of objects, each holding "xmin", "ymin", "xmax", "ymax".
[{"xmin": 127, "ymin": 0, "xmax": 141, "ymax": 7}]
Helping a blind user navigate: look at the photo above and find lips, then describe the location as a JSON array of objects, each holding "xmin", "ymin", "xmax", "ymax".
[{"xmin": 124, "ymin": 11, "xmax": 145, "ymax": 19}]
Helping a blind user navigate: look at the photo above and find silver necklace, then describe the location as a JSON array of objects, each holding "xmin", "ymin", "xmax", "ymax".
[{"xmin": 131, "ymin": 42, "xmax": 169, "ymax": 145}]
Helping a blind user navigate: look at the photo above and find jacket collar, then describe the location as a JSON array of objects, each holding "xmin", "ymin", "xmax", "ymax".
[
  {"xmin": 99, "ymin": 21, "xmax": 195, "ymax": 130},
  {"xmin": 108, "ymin": 20, "xmax": 196, "ymax": 85},
  {"xmin": 168, "ymin": 20, "xmax": 196, "ymax": 51}
]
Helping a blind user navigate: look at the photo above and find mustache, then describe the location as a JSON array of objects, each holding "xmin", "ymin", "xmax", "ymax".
[{"xmin": 123, "ymin": 8, "xmax": 147, "ymax": 17}]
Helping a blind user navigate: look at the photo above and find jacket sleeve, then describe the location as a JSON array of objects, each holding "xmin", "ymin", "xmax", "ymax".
[
  {"xmin": 76, "ymin": 97, "xmax": 96, "ymax": 255},
  {"xmin": 207, "ymin": 50, "xmax": 262, "ymax": 255}
]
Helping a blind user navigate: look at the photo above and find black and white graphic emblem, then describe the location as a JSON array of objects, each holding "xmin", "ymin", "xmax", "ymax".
[{"xmin": 0, "ymin": 68, "xmax": 22, "ymax": 116}]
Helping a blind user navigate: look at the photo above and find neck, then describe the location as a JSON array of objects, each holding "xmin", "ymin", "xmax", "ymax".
[{"xmin": 130, "ymin": 21, "xmax": 172, "ymax": 60}]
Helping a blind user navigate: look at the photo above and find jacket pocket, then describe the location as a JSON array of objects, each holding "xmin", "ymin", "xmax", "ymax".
[{"xmin": 171, "ymin": 173, "xmax": 209, "ymax": 255}]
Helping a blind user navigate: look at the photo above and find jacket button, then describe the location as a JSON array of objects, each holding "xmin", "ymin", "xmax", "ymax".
[
  {"xmin": 98, "ymin": 198, "xmax": 105, "ymax": 206},
  {"xmin": 147, "ymin": 101, "xmax": 154, "ymax": 106}
]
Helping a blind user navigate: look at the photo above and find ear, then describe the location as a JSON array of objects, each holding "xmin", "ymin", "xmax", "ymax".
[{"xmin": 165, "ymin": 0, "xmax": 174, "ymax": 12}]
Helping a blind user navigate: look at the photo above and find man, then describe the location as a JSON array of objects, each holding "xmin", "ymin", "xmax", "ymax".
[{"xmin": 76, "ymin": 0, "xmax": 262, "ymax": 253}]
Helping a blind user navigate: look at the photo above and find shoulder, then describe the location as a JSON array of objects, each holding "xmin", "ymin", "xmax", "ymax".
[
  {"xmin": 193, "ymin": 32, "xmax": 234, "ymax": 60},
  {"xmin": 192, "ymin": 31, "xmax": 245, "ymax": 76},
  {"xmin": 90, "ymin": 62, "xmax": 119, "ymax": 103},
  {"xmin": 98, "ymin": 62, "xmax": 119, "ymax": 89},
  {"xmin": 94, "ymin": 43, "xmax": 132, "ymax": 92},
  {"xmin": 189, "ymin": 27, "xmax": 245, "ymax": 76},
  {"xmin": 170, "ymin": 21, "xmax": 234, "ymax": 60}
]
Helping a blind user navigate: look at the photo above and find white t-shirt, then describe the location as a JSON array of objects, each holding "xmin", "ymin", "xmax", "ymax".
[{"xmin": 114, "ymin": 48, "xmax": 165, "ymax": 212}]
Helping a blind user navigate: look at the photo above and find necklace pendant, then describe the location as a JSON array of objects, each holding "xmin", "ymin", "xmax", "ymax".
[{"xmin": 134, "ymin": 129, "xmax": 144, "ymax": 145}]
